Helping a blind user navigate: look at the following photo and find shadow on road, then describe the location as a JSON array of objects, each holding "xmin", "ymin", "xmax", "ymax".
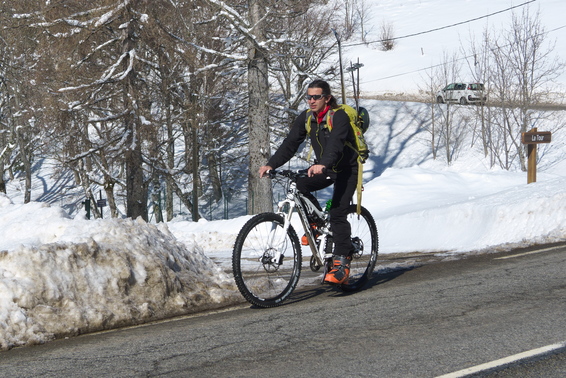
[{"xmin": 280, "ymin": 265, "xmax": 417, "ymax": 306}]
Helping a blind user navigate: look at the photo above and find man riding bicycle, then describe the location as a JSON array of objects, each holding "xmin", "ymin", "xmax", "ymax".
[{"xmin": 259, "ymin": 79, "xmax": 358, "ymax": 285}]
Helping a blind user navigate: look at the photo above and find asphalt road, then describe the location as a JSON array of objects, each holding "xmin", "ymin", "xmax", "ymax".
[{"xmin": 1, "ymin": 243, "xmax": 565, "ymax": 377}]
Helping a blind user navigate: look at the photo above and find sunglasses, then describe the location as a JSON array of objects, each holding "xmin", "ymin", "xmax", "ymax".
[{"xmin": 305, "ymin": 94, "xmax": 327, "ymax": 101}]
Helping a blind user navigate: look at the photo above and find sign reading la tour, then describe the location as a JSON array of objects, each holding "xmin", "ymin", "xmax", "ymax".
[
  {"xmin": 521, "ymin": 131, "xmax": 552, "ymax": 144},
  {"xmin": 521, "ymin": 128, "xmax": 552, "ymax": 184}
]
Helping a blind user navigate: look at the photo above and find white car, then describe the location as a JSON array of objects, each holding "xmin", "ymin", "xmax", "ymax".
[{"xmin": 436, "ymin": 83, "xmax": 486, "ymax": 105}]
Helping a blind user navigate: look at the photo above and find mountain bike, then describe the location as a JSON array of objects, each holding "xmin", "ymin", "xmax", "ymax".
[{"xmin": 232, "ymin": 169, "xmax": 379, "ymax": 308}]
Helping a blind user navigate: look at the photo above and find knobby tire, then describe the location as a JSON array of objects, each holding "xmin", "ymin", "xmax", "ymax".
[{"xmin": 340, "ymin": 205, "xmax": 379, "ymax": 292}]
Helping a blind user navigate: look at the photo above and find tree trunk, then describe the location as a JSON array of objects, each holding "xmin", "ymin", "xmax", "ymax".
[
  {"xmin": 104, "ymin": 180, "xmax": 119, "ymax": 218},
  {"xmin": 0, "ymin": 165, "xmax": 5, "ymax": 194},
  {"xmin": 166, "ymin": 101, "xmax": 175, "ymax": 221},
  {"xmin": 16, "ymin": 130, "xmax": 32, "ymax": 203},
  {"xmin": 152, "ymin": 177, "xmax": 164, "ymax": 223},
  {"xmin": 444, "ymin": 104, "xmax": 452, "ymax": 165},
  {"xmin": 430, "ymin": 79, "xmax": 436, "ymax": 160},
  {"xmin": 123, "ymin": 12, "xmax": 147, "ymax": 220},
  {"xmin": 86, "ymin": 188, "xmax": 101, "ymax": 219},
  {"xmin": 247, "ymin": 0, "xmax": 272, "ymax": 214},
  {"xmin": 207, "ymin": 152, "xmax": 222, "ymax": 203},
  {"xmin": 0, "ymin": 132, "xmax": 6, "ymax": 193},
  {"xmin": 191, "ymin": 121, "xmax": 200, "ymax": 221}
]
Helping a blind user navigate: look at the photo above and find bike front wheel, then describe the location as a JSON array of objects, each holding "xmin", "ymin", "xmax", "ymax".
[
  {"xmin": 341, "ymin": 205, "xmax": 379, "ymax": 292},
  {"xmin": 232, "ymin": 213, "xmax": 302, "ymax": 308}
]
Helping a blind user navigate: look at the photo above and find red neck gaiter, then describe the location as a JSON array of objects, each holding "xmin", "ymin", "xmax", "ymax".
[{"xmin": 315, "ymin": 105, "xmax": 330, "ymax": 124}]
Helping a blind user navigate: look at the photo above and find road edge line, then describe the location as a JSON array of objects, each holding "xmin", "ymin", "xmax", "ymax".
[
  {"xmin": 435, "ymin": 341, "xmax": 566, "ymax": 378},
  {"xmin": 494, "ymin": 245, "xmax": 563, "ymax": 260}
]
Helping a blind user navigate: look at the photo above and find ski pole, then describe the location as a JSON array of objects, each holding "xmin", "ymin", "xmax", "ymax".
[{"xmin": 332, "ymin": 28, "xmax": 346, "ymax": 104}]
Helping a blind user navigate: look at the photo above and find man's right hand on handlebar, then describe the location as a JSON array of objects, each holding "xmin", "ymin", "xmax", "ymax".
[{"xmin": 259, "ymin": 165, "xmax": 273, "ymax": 178}]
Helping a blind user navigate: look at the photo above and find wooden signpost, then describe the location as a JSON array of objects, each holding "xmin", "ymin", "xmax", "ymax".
[{"xmin": 521, "ymin": 128, "xmax": 552, "ymax": 184}]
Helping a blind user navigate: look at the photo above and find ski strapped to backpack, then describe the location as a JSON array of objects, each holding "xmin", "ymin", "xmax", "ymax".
[{"xmin": 305, "ymin": 104, "xmax": 370, "ymax": 214}]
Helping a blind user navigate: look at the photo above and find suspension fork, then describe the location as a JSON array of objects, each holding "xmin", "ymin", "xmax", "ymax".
[{"xmin": 260, "ymin": 198, "xmax": 295, "ymax": 265}]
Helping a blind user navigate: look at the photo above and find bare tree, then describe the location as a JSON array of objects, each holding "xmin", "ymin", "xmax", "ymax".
[
  {"xmin": 30, "ymin": 0, "xmax": 239, "ymax": 220},
  {"xmin": 462, "ymin": 29, "xmax": 492, "ymax": 160},
  {"xmin": 421, "ymin": 51, "xmax": 463, "ymax": 164},
  {"xmin": 419, "ymin": 69, "xmax": 440, "ymax": 159},
  {"xmin": 269, "ymin": 1, "xmax": 341, "ymax": 129},
  {"xmin": 341, "ymin": 0, "xmax": 357, "ymax": 40},
  {"xmin": 355, "ymin": 0, "xmax": 374, "ymax": 43},
  {"xmin": 20, "ymin": 0, "xmax": 156, "ymax": 219},
  {"xmin": 1, "ymin": 0, "xmax": 362, "ymax": 220},
  {"xmin": 0, "ymin": 3, "xmax": 46, "ymax": 203},
  {"xmin": 482, "ymin": 7, "xmax": 564, "ymax": 170},
  {"xmin": 379, "ymin": 21, "xmax": 396, "ymax": 51},
  {"xmin": 0, "ymin": 46, "xmax": 11, "ymax": 194}
]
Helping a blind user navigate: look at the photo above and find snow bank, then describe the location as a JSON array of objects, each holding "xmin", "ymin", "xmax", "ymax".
[
  {"xmin": 0, "ymin": 198, "xmax": 240, "ymax": 350},
  {"xmin": 368, "ymin": 170, "xmax": 566, "ymax": 254}
]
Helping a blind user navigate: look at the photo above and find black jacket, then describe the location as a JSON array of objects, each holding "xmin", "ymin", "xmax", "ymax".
[{"xmin": 267, "ymin": 108, "xmax": 358, "ymax": 175}]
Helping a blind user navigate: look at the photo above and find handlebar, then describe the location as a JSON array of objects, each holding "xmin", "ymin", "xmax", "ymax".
[{"xmin": 267, "ymin": 169, "xmax": 309, "ymax": 181}]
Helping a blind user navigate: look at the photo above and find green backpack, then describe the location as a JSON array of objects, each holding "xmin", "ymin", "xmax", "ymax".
[
  {"xmin": 305, "ymin": 104, "xmax": 370, "ymax": 163},
  {"xmin": 305, "ymin": 104, "xmax": 371, "ymax": 214}
]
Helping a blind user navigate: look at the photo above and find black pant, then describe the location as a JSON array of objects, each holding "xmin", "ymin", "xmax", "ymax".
[{"xmin": 296, "ymin": 170, "xmax": 358, "ymax": 257}]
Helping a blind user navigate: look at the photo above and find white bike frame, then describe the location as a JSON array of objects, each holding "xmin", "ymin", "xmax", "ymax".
[{"xmin": 270, "ymin": 179, "xmax": 332, "ymax": 268}]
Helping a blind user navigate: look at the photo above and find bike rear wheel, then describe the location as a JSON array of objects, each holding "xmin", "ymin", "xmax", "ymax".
[
  {"xmin": 341, "ymin": 205, "xmax": 379, "ymax": 292},
  {"xmin": 232, "ymin": 213, "xmax": 302, "ymax": 308}
]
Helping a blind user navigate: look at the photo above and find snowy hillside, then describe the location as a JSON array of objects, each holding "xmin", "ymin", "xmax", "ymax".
[{"xmin": 346, "ymin": 0, "xmax": 566, "ymax": 96}]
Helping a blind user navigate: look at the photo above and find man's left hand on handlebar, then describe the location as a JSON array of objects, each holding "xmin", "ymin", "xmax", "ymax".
[{"xmin": 307, "ymin": 164, "xmax": 325, "ymax": 177}]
